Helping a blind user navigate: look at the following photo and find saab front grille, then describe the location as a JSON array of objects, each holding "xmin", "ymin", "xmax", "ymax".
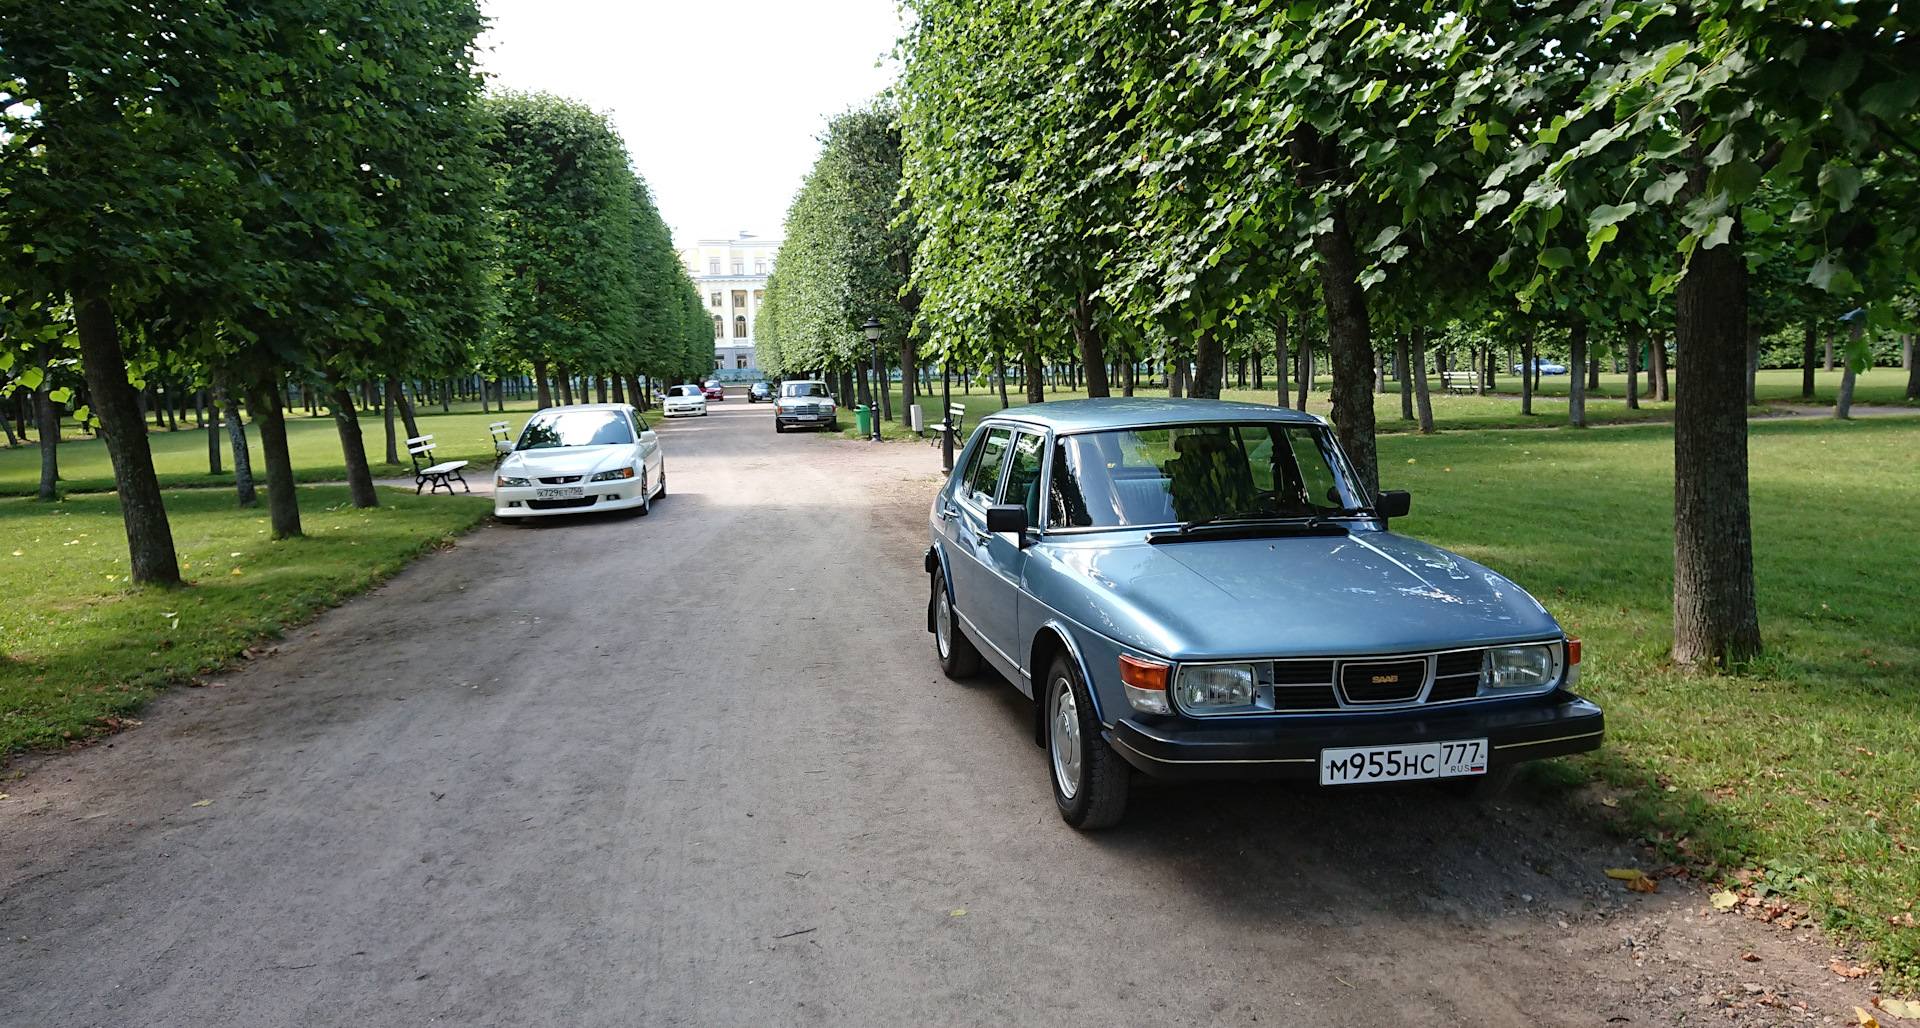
[
  {"xmin": 1427, "ymin": 649, "xmax": 1486, "ymax": 702},
  {"xmin": 1338, "ymin": 659, "xmax": 1428, "ymax": 704}
]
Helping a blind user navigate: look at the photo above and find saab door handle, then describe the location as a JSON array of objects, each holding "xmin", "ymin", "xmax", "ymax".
[
  {"xmin": 937, "ymin": 505, "xmax": 958, "ymax": 521},
  {"xmin": 971, "ymin": 528, "xmax": 993, "ymax": 544}
]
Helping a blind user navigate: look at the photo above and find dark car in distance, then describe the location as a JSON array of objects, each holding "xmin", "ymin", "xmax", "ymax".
[{"xmin": 747, "ymin": 381, "xmax": 774, "ymax": 403}]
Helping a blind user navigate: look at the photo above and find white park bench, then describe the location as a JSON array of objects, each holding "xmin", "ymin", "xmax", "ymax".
[
  {"xmin": 928, "ymin": 402, "xmax": 967, "ymax": 449},
  {"xmin": 406, "ymin": 435, "xmax": 471, "ymax": 495},
  {"xmin": 1440, "ymin": 371, "xmax": 1478, "ymax": 394},
  {"xmin": 488, "ymin": 421, "xmax": 514, "ymax": 466}
]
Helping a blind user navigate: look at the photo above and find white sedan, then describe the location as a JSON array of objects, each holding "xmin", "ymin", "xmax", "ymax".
[
  {"xmin": 662, "ymin": 384, "xmax": 707, "ymax": 417},
  {"xmin": 494, "ymin": 404, "xmax": 664, "ymax": 521}
]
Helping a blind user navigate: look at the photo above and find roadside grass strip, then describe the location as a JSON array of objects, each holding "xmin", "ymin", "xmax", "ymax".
[
  {"xmin": 0, "ymin": 485, "xmax": 489, "ymax": 756},
  {"xmin": 1382, "ymin": 416, "xmax": 1920, "ymax": 986}
]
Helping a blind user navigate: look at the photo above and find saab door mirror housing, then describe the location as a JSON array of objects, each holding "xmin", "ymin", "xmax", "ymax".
[
  {"xmin": 1377, "ymin": 490, "xmax": 1412, "ymax": 520},
  {"xmin": 986, "ymin": 504, "xmax": 1029, "ymax": 536}
]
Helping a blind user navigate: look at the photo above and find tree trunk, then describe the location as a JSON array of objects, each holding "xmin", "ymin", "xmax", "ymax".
[
  {"xmin": 245, "ymin": 372, "xmax": 302, "ymax": 539},
  {"xmin": 1296, "ymin": 339, "xmax": 1311, "ymax": 410},
  {"xmin": 1396, "ymin": 336, "xmax": 1413, "ymax": 421},
  {"xmin": 899, "ymin": 336, "xmax": 918, "ymax": 423},
  {"xmin": 1521, "ymin": 332, "xmax": 1536, "ymax": 415},
  {"xmin": 534, "ymin": 360, "xmax": 553, "ymax": 410},
  {"xmin": 0, "ymin": 392, "xmax": 16, "ymax": 448},
  {"xmin": 557, "ymin": 365, "xmax": 574, "ymax": 406},
  {"xmin": 1822, "ymin": 331, "xmax": 1833, "ymax": 372},
  {"xmin": 1022, "ymin": 340, "xmax": 1043, "ymax": 404},
  {"xmin": 1671, "ymin": 236, "xmax": 1760, "ymax": 665},
  {"xmin": 1374, "ymin": 349, "xmax": 1386, "ymax": 394},
  {"xmin": 1800, "ymin": 321, "xmax": 1817, "ymax": 399},
  {"xmin": 611, "ymin": 375, "xmax": 625, "ymax": 405},
  {"xmin": 1274, "ymin": 314, "xmax": 1290, "ymax": 409},
  {"xmin": 34, "ymin": 342, "xmax": 59, "ymax": 501},
  {"xmin": 73, "ymin": 287, "xmax": 181, "ymax": 585},
  {"xmin": 383, "ymin": 381, "xmax": 398, "ymax": 465},
  {"xmin": 1308, "ymin": 198, "xmax": 1380, "ymax": 496},
  {"xmin": 1123, "ymin": 350, "xmax": 1137, "ymax": 397},
  {"xmin": 1568, "ymin": 321, "xmax": 1588, "ymax": 428},
  {"xmin": 1908, "ymin": 339, "xmax": 1920, "ymax": 400},
  {"xmin": 1652, "ymin": 332, "xmax": 1670, "ymax": 402},
  {"xmin": 1191, "ymin": 328, "xmax": 1223, "ymax": 399},
  {"xmin": 1588, "ymin": 351, "xmax": 1602, "ymax": 392},
  {"xmin": 1411, "ymin": 326, "xmax": 1434, "ymax": 434},
  {"xmin": 327, "ymin": 377, "xmax": 379, "ymax": 509},
  {"xmin": 1625, "ymin": 334, "xmax": 1640, "ymax": 410},
  {"xmin": 206, "ymin": 395, "xmax": 223, "ymax": 474},
  {"xmin": 1070, "ymin": 292, "xmax": 1111, "ymax": 398},
  {"xmin": 995, "ymin": 353, "xmax": 1010, "ymax": 409},
  {"xmin": 216, "ymin": 376, "xmax": 256, "ymax": 506},
  {"xmin": 1745, "ymin": 324, "xmax": 1761, "ymax": 406},
  {"xmin": 1835, "ymin": 318, "xmax": 1861, "ymax": 419}
]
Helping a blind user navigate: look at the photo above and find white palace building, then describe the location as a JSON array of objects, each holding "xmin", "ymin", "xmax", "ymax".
[{"xmin": 680, "ymin": 231, "xmax": 781, "ymax": 373}]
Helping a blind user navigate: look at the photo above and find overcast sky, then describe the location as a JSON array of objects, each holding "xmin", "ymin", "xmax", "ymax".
[{"xmin": 477, "ymin": 0, "xmax": 904, "ymax": 247}]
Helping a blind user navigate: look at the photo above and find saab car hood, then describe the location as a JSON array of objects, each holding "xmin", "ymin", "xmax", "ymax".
[{"xmin": 1040, "ymin": 529, "xmax": 1558, "ymax": 659}]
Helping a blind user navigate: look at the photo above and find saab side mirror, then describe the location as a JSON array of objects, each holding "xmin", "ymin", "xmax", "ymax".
[
  {"xmin": 986, "ymin": 504, "xmax": 1029, "ymax": 539},
  {"xmin": 1378, "ymin": 490, "xmax": 1411, "ymax": 520}
]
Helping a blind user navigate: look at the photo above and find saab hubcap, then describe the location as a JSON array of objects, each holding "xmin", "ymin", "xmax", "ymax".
[
  {"xmin": 936, "ymin": 586, "xmax": 953, "ymax": 658},
  {"xmin": 1051, "ymin": 677, "xmax": 1082, "ymax": 800}
]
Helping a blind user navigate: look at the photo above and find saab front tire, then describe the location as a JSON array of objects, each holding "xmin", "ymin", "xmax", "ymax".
[
  {"xmin": 1046, "ymin": 653, "xmax": 1129, "ymax": 830},
  {"xmin": 932, "ymin": 567, "xmax": 981, "ymax": 679}
]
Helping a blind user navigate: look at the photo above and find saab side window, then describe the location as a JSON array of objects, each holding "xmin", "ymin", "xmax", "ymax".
[
  {"xmin": 964, "ymin": 428, "xmax": 1013, "ymax": 507},
  {"xmin": 1002, "ymin": 431, "xmax": 1046, "ymax": 525}
]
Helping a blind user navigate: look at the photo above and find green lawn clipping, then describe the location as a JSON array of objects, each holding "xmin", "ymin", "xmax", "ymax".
[{"xmin": 1, "ymin": 485, "xmax": 488, "ymax": 754}]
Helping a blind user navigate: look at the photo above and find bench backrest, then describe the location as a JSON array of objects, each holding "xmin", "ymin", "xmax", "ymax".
[{"xmin": 406, "ymin": 435, "xmax": 436, "ymax": 470}]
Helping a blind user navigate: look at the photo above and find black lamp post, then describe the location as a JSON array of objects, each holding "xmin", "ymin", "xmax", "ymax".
[{"xmin": 863, "ymin": 318, "xmax": 884, "ymax": 442}]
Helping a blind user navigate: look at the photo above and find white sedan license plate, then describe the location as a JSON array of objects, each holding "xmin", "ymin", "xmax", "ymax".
[
  {"xmin": 535, "ymin": 486, "xmax": 583, "ymax": 500},
  {"xmin": 1319, "ymin": 739, "xmax": 1488, "ymax": 785}
]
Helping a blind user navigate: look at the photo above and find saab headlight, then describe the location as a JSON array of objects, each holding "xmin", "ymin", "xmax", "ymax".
[
  {"xmin": 1175, "ymin": 663, "xmax": 1256, "ymax": 711},
  {"xmin": 589, "ymin": 467, "xmax": 636, "ymax": 482},
  {"xmin": 1481, "ymin": 645, "xmax": 1555, "ymax": 693},
  {"xmin": 496, "ymin": 476, "xmax": 531, "ymax": 487}
]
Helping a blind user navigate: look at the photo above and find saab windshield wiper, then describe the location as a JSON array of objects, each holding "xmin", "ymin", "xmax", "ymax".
[{"xmin": 1149, "ymin": 512, "xmax": 1351, "ymax": 544}]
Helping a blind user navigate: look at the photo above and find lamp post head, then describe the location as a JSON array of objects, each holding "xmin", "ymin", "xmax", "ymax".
[{"xmin": 862, "ymin": 317, "xmax": 883, "ymax": 342}]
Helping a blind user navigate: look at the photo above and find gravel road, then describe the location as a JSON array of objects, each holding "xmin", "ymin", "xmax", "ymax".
[{"xmin": 0, "ymin": 401, "xmax": 1880, "ymax": 1026}]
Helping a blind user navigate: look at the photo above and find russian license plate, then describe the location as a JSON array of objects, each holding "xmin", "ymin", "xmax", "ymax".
[
  {"xmin": 797, "ymin": 414, "xmax": 819, "ymax": 420},
  {"xmin": 1319, "ymin": 739, "xmax": 1488, "ymax": 785},
  {"xmin": 535, "ymin": 486, "xmax": 583, "ymax": 500}
]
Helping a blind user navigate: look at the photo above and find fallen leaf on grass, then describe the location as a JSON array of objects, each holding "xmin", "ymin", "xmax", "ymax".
[
  {"xmin": 1833, "ymin": 961, "xmax": 1876, "ymax": 979},
  {"xmin": 1740, "ymin": 952, "xmax": 1761, "ymax": 962},
  {"xmin": 191, "ymin": 799, "xmax": 212, "ymax": 807},
  {"xmin": 1601, "ymin": 797, "xmax": 1620, "ymax": 808},
  {"xmin": 1857, "ymin": 1006, "xmax": 1882, "ymax": 1028},
  {"xmin": 1878, "ymin": 998, "xmax": 1920, "ymax": 1019},
  {"xmin": 1711, "ymin": 890, "xmax": 1740, "ymax": 909}
]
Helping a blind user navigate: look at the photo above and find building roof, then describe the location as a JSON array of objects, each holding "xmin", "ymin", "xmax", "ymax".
[{"xmin": 978, "ymin": 397, "xmax": 1326, "ymax": 433}]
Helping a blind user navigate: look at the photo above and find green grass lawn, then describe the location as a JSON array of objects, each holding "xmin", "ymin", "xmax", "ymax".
[
  {"xmin": 0, "ymin": 485, "xmax": 489, "ymax": 756},
  {"xmin": 1380, "ymin": 416, "xmax": 1920, "ymax": 982}
]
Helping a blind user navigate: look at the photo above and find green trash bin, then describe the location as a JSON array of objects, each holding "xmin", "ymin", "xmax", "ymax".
[{"xmin": 854, "ymin": 405, "xmax": 872, "ymax": 435}]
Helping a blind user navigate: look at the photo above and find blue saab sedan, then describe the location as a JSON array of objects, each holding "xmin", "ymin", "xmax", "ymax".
[{"xmin": 924, "ymin": 398, "xmax": 1603, "ymax": 829}]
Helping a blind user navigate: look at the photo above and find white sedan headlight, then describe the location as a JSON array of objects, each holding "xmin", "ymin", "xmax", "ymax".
[
  {"xmin": 497, "ymin": 475, "xmax": 531, "ymax": 487},
  {"xmin": 589, "ymin": 467, "xmax": 635, "ymax": 482},
  {"xmin": 1481, "ymin": 645, "xmax": 1555, "ymax": 692}
]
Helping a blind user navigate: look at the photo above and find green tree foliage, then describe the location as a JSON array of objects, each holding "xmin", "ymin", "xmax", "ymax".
[
  {"xmin": 483, "ymin": 93, "xmax": 705, "ymax": 396},
  {"xmin": 758, "ymin": 103, "xmax": 919, "ymax": 397}
]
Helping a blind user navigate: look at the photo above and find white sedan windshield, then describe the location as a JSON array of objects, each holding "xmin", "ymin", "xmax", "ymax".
[{"xmin": 518, "ymin": 411, "xmax": 634, "ymax": 450}]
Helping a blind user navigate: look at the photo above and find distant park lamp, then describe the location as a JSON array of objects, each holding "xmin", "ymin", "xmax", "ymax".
[{"xmin": 863, "ymin": 318, "xmax": 884, "ymax": 441}]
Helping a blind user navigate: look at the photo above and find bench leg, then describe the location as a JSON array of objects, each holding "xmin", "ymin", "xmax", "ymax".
[
  {"xmin": 451, "ymin": 469, "xmax": 470, "ymax": 495},
  {"xmin": 415, "ymin": 475, "xmax": 426, "ymax": 495}
]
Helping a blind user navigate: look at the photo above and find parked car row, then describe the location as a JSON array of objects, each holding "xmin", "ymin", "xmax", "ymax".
[{"xmin": 488, "ymin": 392, "xmax": 1603, "ymax": 835}]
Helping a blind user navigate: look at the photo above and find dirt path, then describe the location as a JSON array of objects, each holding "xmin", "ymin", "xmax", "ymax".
[{"xmin": 0, "ymin": 403, "xmax": 1883, "ymax": 1026}]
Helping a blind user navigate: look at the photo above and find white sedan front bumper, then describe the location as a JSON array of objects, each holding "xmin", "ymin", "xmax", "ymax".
[
  {"xmin": 495, "ymin": 479, "xmax": 653, "ymax": 518},
  {"xmin": 662, "ymin": 402, "xmax": 706, "ymax": 417}
]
